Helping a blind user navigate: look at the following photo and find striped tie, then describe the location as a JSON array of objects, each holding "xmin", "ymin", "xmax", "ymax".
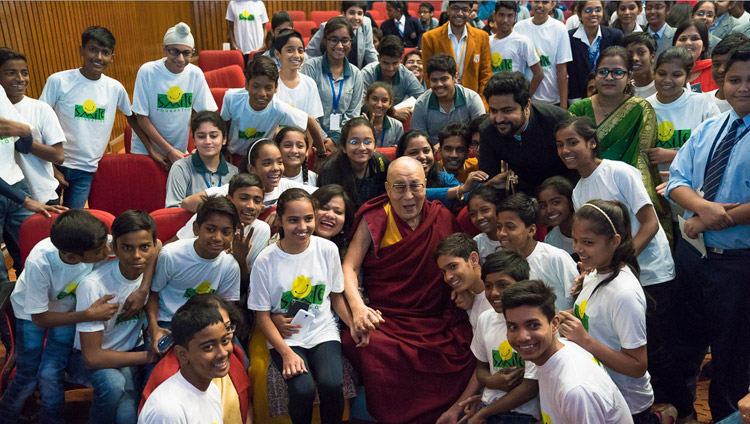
[{"xmin": 703, "ymin": 118, "xmax": 743, "ymax": 201}]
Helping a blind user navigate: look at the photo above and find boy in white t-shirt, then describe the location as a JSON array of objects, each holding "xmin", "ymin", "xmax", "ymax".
[
  {"xmin": 138, "ymin": 295, "xmax": 230, "ymax": 424},
  {"xmin": 0, "ymin": 48, "xmax": 65, "ymax": 205},
  {"xmin": 68, "ymin": 210, "xmax": 160, "ymax": 423},
  {"xmin": 0, "ymin": 211, "xmax": 121, "ymax": 423},
  {"xmin": 225, "ymin": 0, "xmax": 269, "ymax": 56},
  {"xmin": 496, "ymin": 193, "xmax": 577, "ymax": 311},
  {"xmin": 131, "ymin": 22, "xmax": 217, "ymax": 167},
  {"xmin": 513, "ymin": 1, "xmax": 572, "ymax": 108},
  {"xmin": 490, "ymin": 2, "xmax": 544, "ymax": 96},
  {"xmin": 221, "ymin": 55, "xmax": 324, "ymax": 162},
  {"xmin": 146, "ymin": 196, "xmax": 241, "ymax": 354},
  {"xmin": 502, "ymin": 280, "xmax": 633, "ymax": 424},
  {"xmin": 39, "ymin": 26, "xmax": 140, "ymax": 209}
]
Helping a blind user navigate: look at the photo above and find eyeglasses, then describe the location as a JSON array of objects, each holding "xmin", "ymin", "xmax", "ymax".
[
  {"xmin": 166, "ymin": 47, "xmax": 194, "ymax": 58},
  {"xmin": 644, "ymin": 4, "xmax": 666, "ymax": 11},
  {"xmin": 347, "ymin": 138, "xmax": 374, "ymax": 146},
  {"xmin": 695, "ymin": 10, "xmax": 715, "ymax": 18},
  {"xmin": 596, "ymin": 68, "xmax": 629, "ymax": 79},
  {"xmin": 449, "ymin": 5, "xmax": 471, "ymax": 14},
  {"xmin": 584, "ymin": 7, "xmax": 602, "ymax": 13},
  {"xmin": 328, "ymin": 37, "xmax": 352, "ymax": 46},
  {"xmin": 388, "ymin": 182, "xmax": 425, "ymax": 194}
]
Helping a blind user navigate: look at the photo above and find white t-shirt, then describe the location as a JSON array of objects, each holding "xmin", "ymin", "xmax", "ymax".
[
  {"xmin": 572, "ymin": 159, "xmax": 675, "ymax": 287},
  {"xmin": 575, "ymin": 266, "xmax": 654, "ymax": 414},
  {"xmin": 225, "ymin": 0, "xmax": 269, "ymax": 54},
  {"xmin": 544, "ymin": 226, "xmax": 574, "ymax": 256},
  {"xmin": 221, "ymin": 89, "xmax": 308, "ymax": 155},
  {"xmin": 474, "ymin": 233, "xmax": 501, "ymax": 265},
  {"xmin": 467, "ymin": 292, "xmax": 492, "ymax": 330},
  {"xmin": 537, "ymin": 340, "xmax": 633, "ymax": 424},
  {"xmin": 176, "ymin": 215, "xmax": 271, "ymax": 270},
  {"xmin": 706, "ymin": 89, "xmax": 732, "ymax": 113},
  {"xmin": 204, "ymin": 178, "xmax": 317, "ymax": 209},
  {"xmin": 75, "ymin": 259, "xmax": 145, "ymax": 351},
  {"xmin": 39, "ymin": 69, "xmax": 132, "ymax": 172},
  {"xmin": 248, "ymin": 236, "xmax": 344, "ymax": 349},
  {"xmin": 633, "ymin": 81, "xmax": 657, "ymax": 99},
  {"xmin": 471, "ymin": 309, "xmax": 540, "ymax": 419},
  {"xmin": 514, "ymin": 17, "xmax": 572, "ymax": 104},
  {"xmin": 489, "ymin": 32, "xmax": 540, "ymax": 76},
  {"xmin": 152, "ymin": 239, "xmax": 240, "ymax": 322},
  {"xmin": 13, "ymin": 96, "xmax": 66, "ymax": 203},
  {"xmin": 276, "ymin": 74, "xmax": 325, "ymax": 118},
  {"xmin": 131, "ymin": 60, "xmax": 216, "ymax": 156},
  {"xmin": 526, "ymin": 242, "xmax": 577, "ymax": 311},
  {"xmin": 138, "ymin": 371, "xmax": 223, "ymax": 424},
  {"xmin": 285, "ymin": 170, "xmax": 318, "ymax": 186},
  {"xmin": 10, "ymin": 238, "xmax": 97, "ymax": 321},
  {"xmin": 0, "ymin": 86, "xmax": 29, "ymax": 185}
]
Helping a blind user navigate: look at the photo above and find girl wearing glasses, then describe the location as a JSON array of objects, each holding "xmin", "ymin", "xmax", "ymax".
[
  {"xmin": 568, "ymin": 1, "xmax": 624, "ymax": 102},
  {"xmin": 300, "ymin": 17, "xmax": 364, "ymax": 147},
  {"xmin": 673, "ymin": 20, "xmax": 717, "ymax": 92},
  {"xmin": 569, "ymin": 46, "xmax": 671, "ymax": 240},
  {"xmin": 317, "ymin": 117, "xmax": 390, "ymax": 208}
]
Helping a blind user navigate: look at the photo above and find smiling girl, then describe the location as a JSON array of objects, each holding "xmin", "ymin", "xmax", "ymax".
[
  {"xmin": 612, "ymin": 1, "xmax": 644, "ymax": 35},
  {"xmin": 467, "ymin": 186, "xmax": 502, "ymax": 264},
  {"xmin": 536, "ymin": 176, "xmax": 576, "ymax": 257},
  {"xmin": 364, "ymin": 82, "xmax": 403, "ymax": 147},
  {"xmin": 673, "ymin": 20, "xmax": 717, "ymax": 92},
  {"xmin": 275, "ymin": 126, "xmax": 318, "ymax": 185},
  {"xmin": 311, "ymin": 184, "xmax": 355, "ymax": 256}
]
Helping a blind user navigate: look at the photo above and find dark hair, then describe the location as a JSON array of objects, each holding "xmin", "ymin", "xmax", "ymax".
[
  {"xmin": 622, "ymin": 32, "xmax": 656, "ymax": 55},
  {"xmin": 497, "ymin": 193, "xmax": 538, "ymax": 227},
  {"xmin": 612, "ymin": 1, "xmax": 643, "ymax": 32},
  {"xmin": 196, "ymin": 196, "xmax": 240, "ymax": 230},
  {"xmin": 481, "ymin": 249, "xmax": 530, "ymax": 282},
  {"xmin": 469, "ymin": 114, "xmax": 488, "ymax": 135},
  {"xmin": 271, "ymin": 11, "xmax": 293, "ymax": 31},
  {"xmin": 573, "ymin": 199, "xmax": 640, "ymax": 292},
  {"xmin": 596, "ymin": 45, "xmax": 633, "ymax": 73},
  {"xmin": 112, "ymin": 210, "xmax": 157, "ymax": 244},
  {"xmin": 483, "ymin": 71, "xmax": 530, "ymax": 108},
  {"xmin": 501, "ymin": 279, "xmax": 557, "ymax": 322},
  {"xmin": 50, "ymin": 210, "xmax": 109, "ymax": 256},
  {"xmin": 172, "ymin": 294, "xmax": 228, "ymax": 348},
  {"xmin": 396, "ymin": 129, "xmax": 440, "ymax": 187},
  {"xmin": 387, "ymin": 1, "xmax": 409, "ymax": 16},
  {"xmin": 228, "ymin": 173, "xmax": 264, "ymax": 197},
  {"xmin": 554, "ymin": 116, "xmax": 601, "ymax": 158},
  {"xmin": 322, "ymin": 17, "xmax": 354, "ymax": 55},
  {"xmin": 724, "ymin": 44, "xmax": 750, "ymax": 79},
  {"xmin": 536, "ymin": 176, "xmax": 574, "ymax": 207},
  {"xmin": 420, "ymin": 2, "xmax": 435, "ymax": 13},
  {"xmin": 372, "ymin": 27, "xmax": 383, "ymax": 43},
  {"xmin": 82, "ymin": 26, "xmax": 116, "ymax": 50},
  {"xmin": 273, "ymin": 29, "xmax": 304, "ymax": 54},
  {"xmin": 438, "ymin": 121, "xmax": 470, "ymax": 147},
  {"xmin": 692, "ymin": 1, "xmax": 717, "ymax": 17},
  {"xmin": 673, "ymin": 20, "xmax": 710, "ymax": 60},
  {"xmin": 495, "ymin": 1, "xmax": 517, "ymax": 13},
  {"xmin": 712, "ymin": 33, "xmax": 750, "ymax": 57},
  {"xmin": 244, "ymin": 55, "xmax": 279, "ymax": 83},
  {"xmin": 277, "ymin": 188, "xmax": 316, "ymax": 239},
  {"xmin": 433, "ymin": 232, "xmax": 478, "ymax": 262},
  {"xmin": 655, "ymin": 46, "xmax": 695, "ymax": 76},
  {"xmin": 667, "ymin": 2, "xmax": 693, "ymax": 28},
  {"xmin": 320, "ymin": 117, "xmax": 376, "ymax": 206},
  {"xmin": 365, "ymin": 81, "xmax": 395, "ymax": 118},
  {"xmin": 467, "ymin": 185, "xmax": 502, "ymax": 210},
  {"xmin": 425, "ymin": 53, "xmax": 457, "ymax": 78},
  {"xmin": 403, "ymin": 49, "xmax": 421, "ymax": 63},
  {"xmin": 275, "ymin": 126, "xmax": 312, "ymax": 184},
  {"xmin": 341, "ymin": 1, "xmax": 367, "ymax": 13},
  {"xmin": 248, "ymin": 138, "xmax": 278, "ymax": 169},
  {"xmin": 191, "ymin": 110, "xmax": 227, "ymax": 139},
  {"xmin": 378, "ymin": 35, "xmax": 405, "ymax": 59},
  {"xmin": 0, "ymin": 48, "xmax": 26, "ymax": 68},
  {"xmin": 312, "ymin": 184, "xmax": 355, "ymax": 245}
]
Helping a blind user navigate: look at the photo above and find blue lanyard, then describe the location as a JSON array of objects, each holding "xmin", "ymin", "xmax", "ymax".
[
  {"xmin": 328, "ymin": 73, "xmax": 344, "ymax": 111},
  {"xmin": 202, "ymin": 173, "xmax": 221, "ymax": 189},
  {"xmin": 379, "ymin": 126, "xmax": 386, "ymax": 146}
]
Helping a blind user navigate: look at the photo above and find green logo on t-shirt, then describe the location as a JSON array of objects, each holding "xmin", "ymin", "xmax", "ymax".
[
  {"xmin": 238, "ymin": 127, "xmax": 266, "ymax": 140},
  {"xmin": 0, "ymin": 136, "xmax": 13, "ymax": 145},
  {"xmin": 575, "ymin": 300, "xmax": 589, "ymax": 332},
  {"xmin": 74, "ymin": 100, "xmax": 105, "ymax": 121},
  {"xmin": 157, "ymin": 86, "xmax": 193, "ymax": 110},
  {"xmin": 239, "ymin": 10, "xmax": 255, "ymax": 21},
  {"xmin": 184, "ymin": 281, "xmax": 216, "ymax": 299},
  {"xmin": 491, "ymin": 52, "xmax": 513, "ymax": 72},
  {"xmin": 115, "ymin": 311, "xmax": 144, "ymax": 326},
  {"xmin": 656, "ymin": 121, "xmax": 691, "ymax": 149},
  {"xmin": 492, "ymin": 340, "xmax": 525, "ymax": 369},
  {"xmin": 57, "ymin": 282, "xmax": 79, "ymax": 300},
  {"xmin": 539, "ymin": 55, "xmax": 551, "ymax": 67},
  {"xmin": 280, "ymin": 276, "xmax": 326, "ymax": 310}
]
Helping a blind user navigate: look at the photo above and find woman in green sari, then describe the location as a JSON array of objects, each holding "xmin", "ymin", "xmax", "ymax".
[{"xmin": 569, "ymin": 46, "xmax": 673, "ymax": 241}]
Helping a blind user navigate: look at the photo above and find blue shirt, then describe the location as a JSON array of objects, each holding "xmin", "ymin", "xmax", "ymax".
[
  {"xmin": 666, "ymin": 109, "xmax": 750, "ymax": 249},
  {"xmin": 426, "ymin": 170, "xmax": 461, "ymax": 208}
]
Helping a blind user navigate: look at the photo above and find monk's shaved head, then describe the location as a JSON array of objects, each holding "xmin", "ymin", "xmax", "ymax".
[
  {"xmin": 386, "ymin": 156, "xmax": 427, "ymax": 227},
  {"xmin": 387, "ymin": 157, "xmax": 426, "ymax": 183}
]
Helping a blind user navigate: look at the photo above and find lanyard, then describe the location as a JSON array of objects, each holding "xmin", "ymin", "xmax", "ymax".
[
  {"xmin": 202, "ymin": 172, "xmax": 221, "ymax": 189},
  {"xmin": 451, "ymin": 35, "xmax": 468, "ymax": 77},
  {"xmin": 328, "ymin": 73, "xmax": 344, "ymax": 111},
  {"xmin": 379, "ymin": 126, "xmax": 386, "ymax": 146}
]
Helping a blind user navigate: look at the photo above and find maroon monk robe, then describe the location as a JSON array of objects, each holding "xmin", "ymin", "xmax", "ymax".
[{"xmin": 342, "ymin": 193, "xmax": 475, "ymax": 424}]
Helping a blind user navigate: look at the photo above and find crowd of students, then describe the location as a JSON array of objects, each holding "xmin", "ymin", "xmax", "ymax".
[{"xmin": 2, "ymin": 0, "xmax": 750, "ymax": 423}]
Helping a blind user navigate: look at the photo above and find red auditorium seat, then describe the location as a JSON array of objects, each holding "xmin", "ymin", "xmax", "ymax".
[
  {"xmin": 371, "ymin": 2, "xmax": 387, "ymax": 16},
  {"xmin": 376, "ymin": 147, "xmax": 397, "ymax": 161},
  {"xmin": 311, "ymin": 10, "xmax": 341, "ymax": 26},
  {"xmin": 367, "ymin": 9, "xmax": 384, "ymax": 20},
  {"xmin": 149, "ymin": 208, "xmax": 194, "ymax": 243},
  {"xmin": 295, "ymin": 20, "xmax": 319, "ymax": 38},
  {"xmin": 210, "ymin": 87, "xmax": 229, "ymax": 112},
  {"xmin": 287, "ymin": 10, "xmax": 307, "ymax": 21},
  {"xmin": 88, "ymin": 154, "xmax": 168, "ymax": 216},
  {"xmin": 197, "ymin": 50, "xmax": 244, "ymax": 73},
  {"xmin": 203, "ymin": 64, "xmax": 245, "ymax": 89},
  {"xmin": 123, "ymin": 125, "xmax": 194, "ymax": 154},
  {"xmin": 249, "ymin": 49, "xmax": 266, "ymax": 60}
]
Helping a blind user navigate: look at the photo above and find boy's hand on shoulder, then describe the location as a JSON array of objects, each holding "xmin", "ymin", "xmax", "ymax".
[
  {"xmin": 86, "ymin": 294, "xmax": 120, "ymax": 322},
  {"xmin": 484, "ymin": 367, "xmax": 524, "ymax": 392}
]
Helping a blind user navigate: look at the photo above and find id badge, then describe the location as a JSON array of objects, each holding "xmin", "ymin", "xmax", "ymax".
[{"xmin": 330, "ymin": 113, "xmax": 342, "ymax": 131}]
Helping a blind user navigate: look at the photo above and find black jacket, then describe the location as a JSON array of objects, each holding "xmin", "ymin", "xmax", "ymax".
[
  {"xmin": 567, "ymin": 26, "xmax": 624, "ymax": 100},
  {"xmin": 381, "ymin": 15, "xmax": 424, "ymax": 48}
]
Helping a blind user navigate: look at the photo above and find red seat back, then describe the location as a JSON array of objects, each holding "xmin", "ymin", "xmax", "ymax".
[
  {"xmin": 149, "ymin": 208, "xmax": 194, "ymax": 243},
  {"xmin": 295, "ymin": 21, "xmax": 319, "ymax": 38},
  {"xmin": 88, "ymin": 154, "xmax": 168, "ymax": 217},
  {"xmin": 371, "ymin": 2, "xmax": 387, "ymax": 16},
  {"xmin": 288, "ymin": 10, "xmax": 307, "ymax": 21},
  {"xmin": 197, "ymin": 50, "xmax": 244, "ymax": 73},
  {"xmin": 376, "ymin": 147, "xmax": 397, "ymax": 161},
  {"xmin": 456, "ymin": 206, "xmax": 480, "ymax": 237},
  {"xmin": 367, "ymin": 9, "xmax": 384, "ymax": 20},
  {"xmin": 204, "ymin": 65, "xmax": 245, "ymax": 89},
  {"xmin": 210, "ymin": 87, "xmax": 229, "ymax": 112},
  {"xmin": 311, "ymin": 10, "xmax": 341, "ymax": 26}
]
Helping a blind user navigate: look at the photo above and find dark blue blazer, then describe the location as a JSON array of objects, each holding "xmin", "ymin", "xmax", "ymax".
[
  {"xmin": 568, "ymin": 26, "xmax": 624, "ymax": 100},
  {"xmin": 381, "ymin": 15, "xmax": 424, "ymax": 48}
]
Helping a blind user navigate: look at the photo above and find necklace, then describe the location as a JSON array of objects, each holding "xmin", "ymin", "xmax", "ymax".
[{"xmin": 278, "ymin": 237, "xmax": 310, "ymax": 254}]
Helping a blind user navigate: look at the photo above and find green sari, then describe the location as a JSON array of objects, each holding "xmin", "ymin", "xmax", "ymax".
[{"xmin": 569, "ymin": 96, "xmax": 673, "ymax": 242}]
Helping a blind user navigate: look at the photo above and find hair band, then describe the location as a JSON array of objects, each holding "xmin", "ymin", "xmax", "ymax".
[
  {"xmin": 247, "ymin": 137, "xmax": 273, "ymax": 164},
  {"xmin": 581, "ymin": 203, "xmax": 618, "ymax": 236}
]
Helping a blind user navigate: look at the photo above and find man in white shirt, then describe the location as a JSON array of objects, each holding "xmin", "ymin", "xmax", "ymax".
[
  {"xmin": 225, "ymin": 0, "xmax": 269, "ymax": 55},
  {"xmin": 490, "ymin": 1, "xmax": 544, "ymax": 96}
]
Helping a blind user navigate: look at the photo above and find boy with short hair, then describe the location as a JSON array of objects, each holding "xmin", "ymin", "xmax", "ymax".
[
  {"xmin": 434, "ymin": 232, "xmax": 492, "ymax": 328},
  {"xmin": 438, "ymin": 121, "xmax": 478, "ymax": 183},
  {"xmin": 131, "ymin": 22, "xmax": 217, "ymax": 167},
  {"xmin": 490, "ymin": 2, "xmax": 544, "ymax": 97},
  {"xmin": 419, "ymin": 2, "xmax": 439, "ymax": 31},
  {"xmin": 706, "ymin": 33, "xmax": 749, "ymax": 113},
  {"xmin": 138, "ymin": 295, "xmax": 232, "ymax": 423},
  {"xmin": 411, "ymin": 53, "xmax": 485, "ymax": 146},
  {"xmin": 68, "ymin": 210, "xmax": 159, "ymax": 423},
  {"xmin": 0, "ymin": 210, "xmax": 120, "ymax": 423},
  {"xmin": 645, "ymin": 1, "xmax": 675, "ymax": 57},
  {"xmin": 226, "ymin": 0, "xmax": 269, "ymax": 56},
  {"xmin": 496, "ymin": 193, "xmax": 576, "ymax": 311},
  {"xmin": 39, "ymin": 26, "xmax": 140, "ymax": 209},
  {"xmin": 469, "ymin": 113, "xmax": 488, "ymax": 157},
  {"xmin": 222, "ymin": 56, "xmax": 325, "ymax": 161},
  {"xmin": 502, "ymin": 280, "xmax": 633, "ymax": 424},
  {"xmin": 146, "ymin": 196, "xmax": 241, "ymax": 354},
  {"xmin": 623, "ymin": 33, "xmax": 657, "ymax": 99}
]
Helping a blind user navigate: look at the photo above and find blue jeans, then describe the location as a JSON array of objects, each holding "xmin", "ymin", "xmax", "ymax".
[
  {"xmin": 67, "ymin": 348, "xmax": 146, "ymax": 424},
  {"xmin": 0, "ymin": 319, "xmax": 75, "ymax": 424},
  {"xmin": 56, "ymin": 165, "xmax": 95, "ymax": 209},
  {"xmin": 0, "ymin": 179, "xmax": 32, "ymax": 286},
  {"xmin": 475, "ymin": 403, "xmax": 537, "ymax": 424},
  {"xmin": 270, "ymin": 341, "xmax": 344, "ymax": 424}
]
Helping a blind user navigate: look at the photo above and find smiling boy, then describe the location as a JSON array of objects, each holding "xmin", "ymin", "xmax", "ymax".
[
  {"xmin": 305, "ymin": 1, "xmax": 378, "ymax": 68},
  {"xmin": 438, "ymin": 121, "xmax": 478, "ymax": 183}
]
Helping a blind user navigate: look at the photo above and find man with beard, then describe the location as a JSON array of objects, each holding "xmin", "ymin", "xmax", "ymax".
[{"xmin": 478, "ymin": 72, "xmax": 577, "ymax": 195}]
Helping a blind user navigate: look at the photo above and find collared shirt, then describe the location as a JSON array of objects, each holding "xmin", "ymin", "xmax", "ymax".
[
  {"xmin": 360, "ymin": 62, "xmax": 426, "ymax": 105},
  {"xmin": 648, "ymin": 23, "xmax": 667, "ymax": 40},
  {"xmin": 411, "ymin": 85, "xmax": 485, "ymax": 145},
  {"xmin": 710, "ymin": 12, "xmax": 727, "ymax": 31},
  {"xmin": 395, "ymin": 14, "xmax": 406, "ymax": 35},
  {"xmin": 666, "ymin": 109, "xmax": 750, "ymax": 249},
  {"xmin": 572, "ymin": 24, "xmax": 602, "ymax": 65},
  {"xmin": 448, "ymin": 25, "xmax": 469, "ymax": 80},
  {"xmin": 374, "ymin": 115, "xmax": 404, "ymax": 147},
  {"xmin": 512, "ymin": 119, "xmax": 530, "ymax": 142},
  {"xmin": 165, "ymin": 153, "xmax": 238, "ymax": 208}
]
